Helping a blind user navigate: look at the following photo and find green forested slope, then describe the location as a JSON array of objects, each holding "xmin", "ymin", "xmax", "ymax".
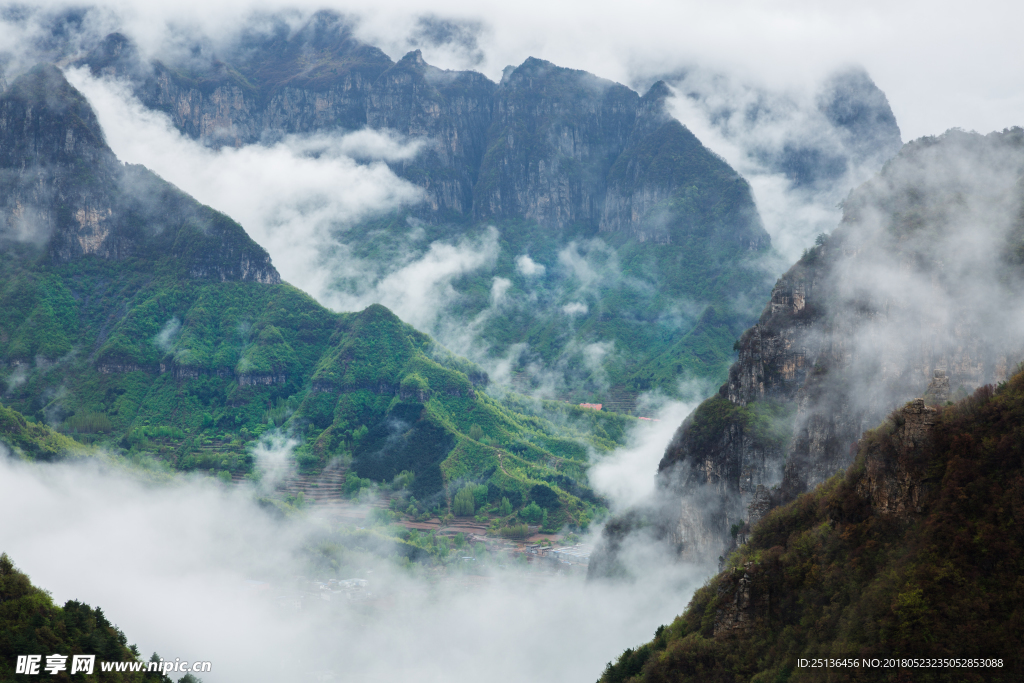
[{"xmin": 0, "ymin": 65, "xmax": 621, "ymax": 527}]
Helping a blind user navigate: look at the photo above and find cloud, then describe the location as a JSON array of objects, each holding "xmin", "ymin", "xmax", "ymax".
[
  {"xmin": 664, "ymin": 73, "xmax": 899, "ymax": 265},
  {"xmin": 588, "ymin": 382, "xmax": 714, "ymax": 510},
  {"xmin": 489, "ymin": 276, "xmax": 511, "ymax": 306},
  {"xmin": 251, "ymin": 431, "xmax": 297, "ymax": 492},
  {"xmin": 514, "ymin": 253, "xmax": 545, "ymax": 277},
  {"xmin": 63, "ymin": 67, "xmax": 427, "ymax": 307},
  {"xmin": 561, "ymin": 301, "xmax": 588, "ymax": 316},
  {"xmin": 0, "ymin": 455, "xmax": 708, "ymax": 682},
  {"xmin": 332, "ymin": 226, "xmax": 500, "ymax": 330},
  {"xmin": 152, "ymin": 318, "xmax": 181, "ymax": 353}
]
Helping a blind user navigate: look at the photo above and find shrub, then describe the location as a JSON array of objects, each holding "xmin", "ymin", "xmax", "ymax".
[
  {"xmin": 61, "ymin": 412, "xmax": 113, "ymax": 434},
  {"xmin": 500, "ymin": 523, "xmax": 531, "ymax": 539},
  {"xmin": 392, "ymin": 469, "xmax": 415, "ymax": 490}
]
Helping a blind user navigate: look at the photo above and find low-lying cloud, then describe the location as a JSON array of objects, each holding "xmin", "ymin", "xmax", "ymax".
[{"xmin": 0, "ymin": 453, "xmax": 707, "ymax": 683}]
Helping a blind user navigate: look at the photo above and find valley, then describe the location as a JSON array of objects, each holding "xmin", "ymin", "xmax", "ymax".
[{"xmin": 1, "ymin": 4, "xmax": 1022, "ymax": 683}]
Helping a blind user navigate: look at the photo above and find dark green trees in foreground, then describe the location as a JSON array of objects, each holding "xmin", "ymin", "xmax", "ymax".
[{"xmin": 0, "ymin": 554, "xmax": 172, "ymax": 682}]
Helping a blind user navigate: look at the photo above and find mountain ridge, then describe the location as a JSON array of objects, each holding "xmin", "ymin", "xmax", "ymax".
[{"xmin": 70, "ymin": 17, "xmax": 806, "ymax": 399}]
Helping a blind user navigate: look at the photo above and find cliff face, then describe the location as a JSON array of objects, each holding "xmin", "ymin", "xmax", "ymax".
[
  {"xmin": 79, "ymin": 18, "xmax": 767, "ymax": 243},
  {"xmin": 367, "ymin": 50, "xmax": 496, "ymax": 215},
  {"xmin": 0, "ymin": 65, "xmax": 280, "ymax": 284},
  {"xmin": 472, "ymin": 58, "xmax": 638, "ymax": 229},
  {"xmin": 601, "ymin": 81, "xmax": 767, "ymax": 249},
  {"xmin": 649, "ymin": 128, "xmax": 1024, "ymax": 563},
  {"xmin": 93, "ymin": 15, "xmax": 395, "ymax": 145}
]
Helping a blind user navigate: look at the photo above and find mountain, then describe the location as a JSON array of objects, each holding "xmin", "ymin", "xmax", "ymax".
[
  {"xmin": 0, "ymin": 400, "xmax": 81, "ymax": 460},
  {"xmin": 74, "ymin": 13, "xmax": 785, "ymax": 401},
  {"xmin": 597, "ymin": 374, "xmax": 1024, "ymax": 681},
  {"xmin": 0, "ymin": 64, "xmax": 278, "ymax": 283},
  {"xmin": 0, "ymin": 65, "xmax": 627, "ymax": 526},
  {"xmin": 590, "ymin": 127, "xmax": 1024, "ymax": 570},
  {"xmin": 0, "ymin": 553, "xmax": 170, "ymax": 681}
]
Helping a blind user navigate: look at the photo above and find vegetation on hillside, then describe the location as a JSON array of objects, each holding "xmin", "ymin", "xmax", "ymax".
[
  {"xmin": 0, "ymin": 554, "xmax": 173, "ymax": 682},
  {"xmin": 0, "ymin": 247, "xmax": 625, "ymax": 525},
  {"xmin": 599, "ymin": 372, "xmax": 1024, "ymax": 682}
]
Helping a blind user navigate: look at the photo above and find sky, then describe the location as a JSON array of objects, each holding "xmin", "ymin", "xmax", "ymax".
[{"xmin": 9, "ymin": 0, "xmax": 1024, "ymax": 141}]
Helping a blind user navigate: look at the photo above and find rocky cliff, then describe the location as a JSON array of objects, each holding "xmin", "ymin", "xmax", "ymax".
[
  {"xmin": 601, "ymin": 81, "xmax": 767, "ymax": 249},
  {"xmin": 0, "ymin": 64, "xmax": 280, "ymax": 283},
  {"xmin": 591, "ymin": 127, "xmax": 1024, "ymax": 571},
  {"xmin": 79, "ymin": 19, "xmax": 767, "ymax": 243}
]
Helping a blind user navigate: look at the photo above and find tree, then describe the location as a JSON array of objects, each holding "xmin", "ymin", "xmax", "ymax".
[
  {"xmin": 472, "ymin": 484, "xmax": 488, "ymax": 508},
  {"xmin": 530, "ymin": 484, "xmax": 559, "ymax": 509},
  {"xmin": 392, "ymin": 470, "xmax": 415, "ymax": 490},
  {"xmin": 468, "ymin": 424, "xmax": 484, "ymax": 441},
  {"xmin": 499, "ymin": 496, "xmax": 513, "ymax": 516},
  {"xmin": 521, "ymin": 501, "xmax": 543, "ymax": 524},
  {"xmin": 453, "ymin": 486, "xmax": 475, "ymax": 516}
]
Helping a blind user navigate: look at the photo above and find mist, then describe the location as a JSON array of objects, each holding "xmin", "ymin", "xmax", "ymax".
[
  {"xmin": 5, "ymin": 0, "xmax": 1023, "ymax": 140},
  {"xmin": 589, "ymin": 388, "xmax": 713, "ymax": 511},
  {"xmin": 821, "ymin": 129, "xmax": 1024, "ymax": 414},
  {"xmin": 0, "ymin": 443, "xmax": 707, "ymax": 683}
]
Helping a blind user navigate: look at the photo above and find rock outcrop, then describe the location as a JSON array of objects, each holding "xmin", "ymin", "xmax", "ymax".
[
  {"xmin": 713, "ymin": 561, "xmax": 770, "ymax": 638},
  {"xmin": 0, "ymin": 65, "xmax": 280, "ymax": 284},
  {"xmin": 855, "ymin": 398, "xmax": 936, "ymax": 517}
]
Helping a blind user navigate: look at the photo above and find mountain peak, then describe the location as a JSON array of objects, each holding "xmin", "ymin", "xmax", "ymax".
[
  {"xmin": 817, "ymin": 66, "xmax": 903, "ymax": 163},
  {"xmin": 641, "ymin": 80, "xmax": 672, "ymax": 103},
  {"xmin": 0, "ymin": 64, "xmax": 279, "ymax": 284},
  {"xmin": 1, "ymin": 63, "xmax": 109, "ymax": 164},
  {"xmin": 397, "ymin": 49, "xmax": 427, "ymax": 69}
]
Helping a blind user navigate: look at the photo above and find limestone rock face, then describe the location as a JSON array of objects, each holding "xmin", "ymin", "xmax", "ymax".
[
  {"xmin": 366, "ymin": 50, "xmax": 496, "ymax": 215},
  {"xmin": 0, "ymin": 65, "xmax": 280, "ymax": 284},
  {"xmin": 601, "ymin": 81, "xmax": 767, "ymax": 249},
  {"xmin": 472, "ymin": 58, "xmax": 638, "ymax": 229},
  {"xmin": 855, "ymin": 398, "xmax": 936, "ymax": 517},
  {"xmin": 713, "ymin": 562, "xmax": 770, "ymax": 638},
  {"xmin": 923, "ymin": 370, "xmax": 951, "ymax": 404}
]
